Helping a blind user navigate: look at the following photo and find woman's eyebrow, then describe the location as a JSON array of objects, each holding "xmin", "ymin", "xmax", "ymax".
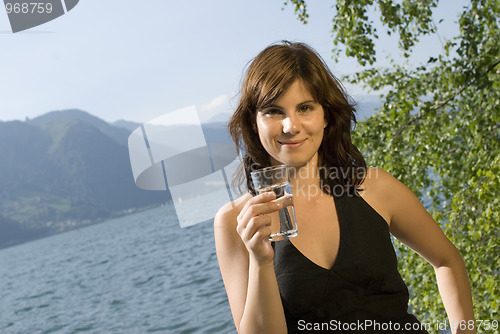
[
  {"xmin": 262, "ymin": 100, "xmax": 316, "ymax": 110},
  {"xmin": 259, "ymin": 104, "xmax": 283, "ymax": 110},
  {"xmin": 297, "ymin": 100, "xmax": 316, "ymax": 106}
]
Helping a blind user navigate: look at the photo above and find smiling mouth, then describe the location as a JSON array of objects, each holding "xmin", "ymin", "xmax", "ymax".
[{"xmin": 278, "ymin": 140, "xmax": 306, "ymax": 148}]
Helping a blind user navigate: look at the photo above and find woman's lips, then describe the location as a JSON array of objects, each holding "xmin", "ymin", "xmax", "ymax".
[{"xmin": 278, "ymin": 139, "xmax": 305, "ymax": 148}]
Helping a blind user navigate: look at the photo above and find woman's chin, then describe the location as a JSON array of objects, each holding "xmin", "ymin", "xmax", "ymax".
[
  {"xmin": 270, "ymin": 152, "xmax": 319, "ymax": 168},
  {"xmin": 279, "ymin": 160, "xmax": 308, "ymax": 168},
  {"xmin": 276, "ymin": 156, "xmax": 318, "ymax": 169}
]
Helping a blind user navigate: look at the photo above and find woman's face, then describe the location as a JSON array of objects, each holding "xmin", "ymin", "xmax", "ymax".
[{"xmin": 256, "ymin": 80, "xmax": 327, "ymax": 168}]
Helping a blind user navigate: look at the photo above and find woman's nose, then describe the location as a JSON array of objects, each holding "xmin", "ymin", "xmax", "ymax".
[{"xmin": 282, "ymin": 115, "xmax": 300, "ymax": 134}]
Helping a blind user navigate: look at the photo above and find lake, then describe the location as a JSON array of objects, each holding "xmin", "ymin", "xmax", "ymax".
[{"xmin": 0, "ymin": 204, "xmax": 235, "ymax": 333}]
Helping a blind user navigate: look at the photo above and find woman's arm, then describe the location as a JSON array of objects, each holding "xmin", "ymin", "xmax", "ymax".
[
  {"xmin": 214, "ymin": 192, "xmax": 287, "ymax": 334},
  {"xmin": 371, "ymin": 168, "xmax": 476, "ymax": 334}
]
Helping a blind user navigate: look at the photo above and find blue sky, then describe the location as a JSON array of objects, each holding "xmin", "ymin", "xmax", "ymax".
[{"xmin": 0, "ymin": 0, "xmax": 467, "ymax": 124}]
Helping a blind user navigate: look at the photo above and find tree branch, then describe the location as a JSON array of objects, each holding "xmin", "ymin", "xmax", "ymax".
[
  {"xmin": 394, "ymin": 86, "xmax": 465, "ymax": 138},
  {"xmin": 486, "ymin": 59, "xmax": 500, "ymax": 73},
  {"xmin": 394, "ymin": 58, "xmax": 499, "ymax": 138}
]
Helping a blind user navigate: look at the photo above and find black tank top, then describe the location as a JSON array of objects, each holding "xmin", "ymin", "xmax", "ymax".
[{"xmin": 272, "ymin": 192, "xmax": 429, "ymax": 333}]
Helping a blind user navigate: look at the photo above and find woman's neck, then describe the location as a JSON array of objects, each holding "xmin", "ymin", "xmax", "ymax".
[{"xmin": 287, "ymin": 154, "xmax": 325, "ymax": 199}]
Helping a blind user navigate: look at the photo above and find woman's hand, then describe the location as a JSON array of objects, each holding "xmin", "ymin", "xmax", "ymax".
[{"xmin": 236, "ymin": 191, "xmax": 282, "ymax": 265}]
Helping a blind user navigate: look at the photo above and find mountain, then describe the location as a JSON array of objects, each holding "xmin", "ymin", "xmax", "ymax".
[
  {"xmin": 29, "ymin": 109, "xmax": 131, "ymax": 146},
  {"xmin": 112, "ymin": 119, "xmax": 141, "ymax": 132},
  {"xmin": 0, "ymin": 214, "xmax": 49, "ymax": 249},
  {"xmin": 0, "ymin": 110, "xmax": 172, "ymax": 249}
]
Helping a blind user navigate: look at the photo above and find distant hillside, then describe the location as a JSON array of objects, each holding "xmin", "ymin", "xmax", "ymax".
[
  {"xmin": 0, "ymin": 110, "xmax": 172, "ymax": 249},
  {"xmin": 29, "ymin": 109, "xmax": 131, "ymax": 146},
  {"xmin": 112, "ymin": 119, "xmax": 141, "ymax": 132},
  {"xmin": 0, "ymin": 214, "xmax": 49, "ymax": 249}
]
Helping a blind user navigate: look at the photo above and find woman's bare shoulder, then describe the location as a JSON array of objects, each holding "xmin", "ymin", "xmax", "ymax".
[
  {"xmin": 359, "ymin": 167, "xmax": 390, "ymax": 192},
  {"xmin": 358, "ymin": 167, "xmax": 406, "ymax": 225},
  {"xmin": 360, "ymin": 167, "xmax": 401, "ymax": 191}
]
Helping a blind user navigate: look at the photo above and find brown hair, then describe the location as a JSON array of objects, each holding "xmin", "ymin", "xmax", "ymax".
[{"xmin": 228, "ymin": 41, "xmax": 366, "ymax": 196}]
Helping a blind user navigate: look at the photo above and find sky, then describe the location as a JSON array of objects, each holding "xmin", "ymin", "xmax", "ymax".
[{"xmin": 0, "ymin": 0, "xmax": 468, "ymax": 125}]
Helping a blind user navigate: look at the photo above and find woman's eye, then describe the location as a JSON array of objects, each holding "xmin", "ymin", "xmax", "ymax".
[
  {"xmin": 263, "ymin": 108, "xmax": 283, "ymax": 116},
  {"xmin": 298, "ymin": 105, "xmax": 313, "ymax": 113}
]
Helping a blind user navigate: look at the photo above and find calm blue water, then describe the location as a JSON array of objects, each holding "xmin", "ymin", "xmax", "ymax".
[{"xmin": 0, "ymin": 204, "xmax": 235, "ymax": 334}]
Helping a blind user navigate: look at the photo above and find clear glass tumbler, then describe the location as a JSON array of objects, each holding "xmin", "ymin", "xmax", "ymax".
[{"xmin": 251, "ymin": 165, "xmax": 298, "ymax": 241}]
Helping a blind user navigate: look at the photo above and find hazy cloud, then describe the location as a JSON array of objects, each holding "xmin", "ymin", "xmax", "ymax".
[{"xmin": 200, "ymin": 95, "xmax": 229, "ymax": 113}]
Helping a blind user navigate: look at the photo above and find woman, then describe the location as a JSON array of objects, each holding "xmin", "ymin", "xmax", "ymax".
[{"xmin": 214, "ymin": 41, "xmax": 475, "ymax": 333}]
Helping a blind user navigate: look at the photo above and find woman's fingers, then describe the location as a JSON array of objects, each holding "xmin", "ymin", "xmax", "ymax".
[
  {"xmin": 239, "ymin": 215, "xmax": 271, "ymax": 242},
  {"xmin": 237, "ymin": 192, "xmax": 274, "ymax": 223},
  {"xmin": 235, "ymin": 191, "xmax": 291, "ymax": 260},
  {"xmin": 249, "ymin": 223, "xmax": 273, "ymax": 245},
  {"xmin": 237, "ymin": 192, "xmax": 282, "ymax": 229}
]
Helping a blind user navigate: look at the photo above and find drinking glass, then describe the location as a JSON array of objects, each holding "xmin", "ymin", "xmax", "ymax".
[{"xmin": 251, "ymin": 165, "xmax": 298, "ymax": 241}]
